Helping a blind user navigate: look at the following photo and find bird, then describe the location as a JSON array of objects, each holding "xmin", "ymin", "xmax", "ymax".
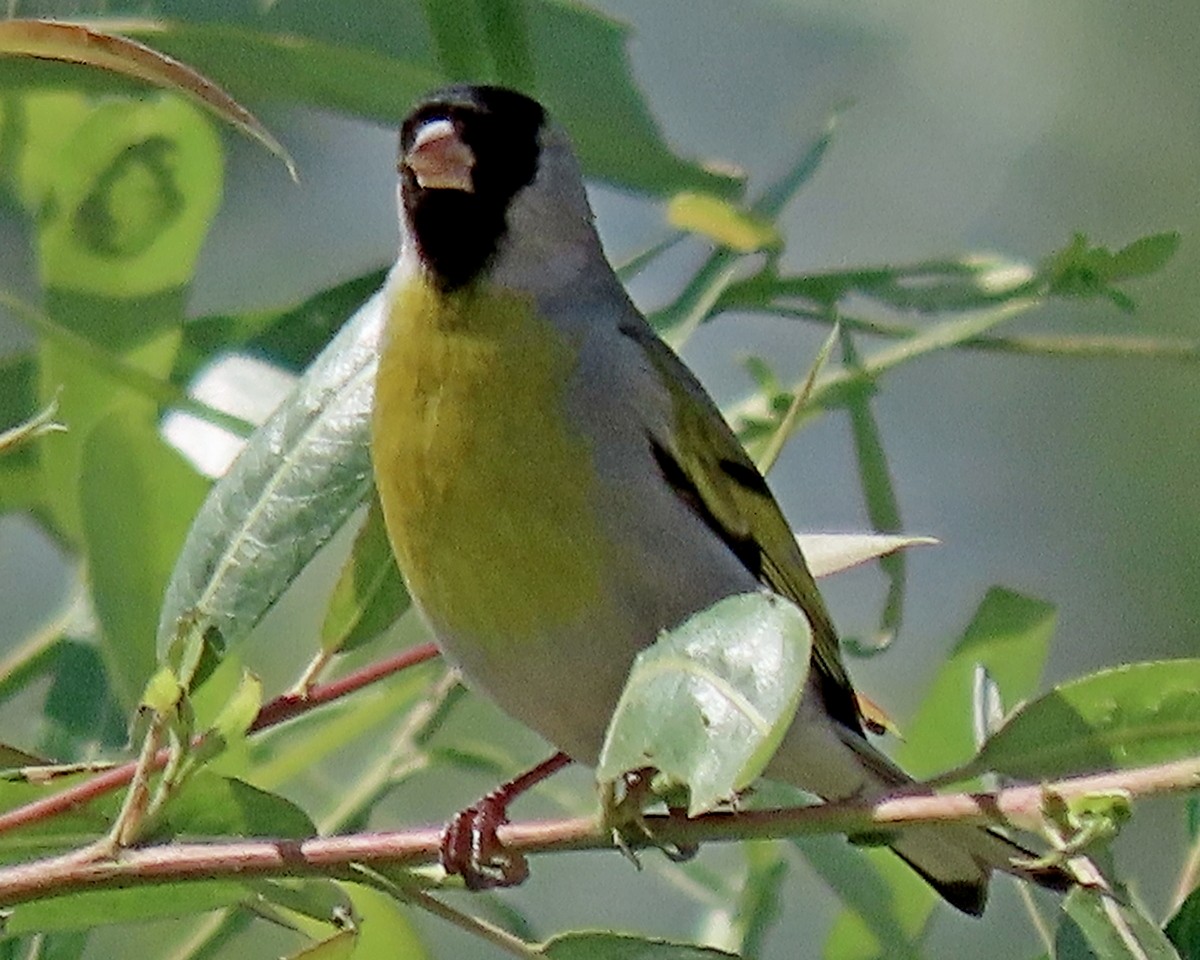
[{"xmin": 370, "ymin": 84, "xmax": 1069, "ymax": 915}]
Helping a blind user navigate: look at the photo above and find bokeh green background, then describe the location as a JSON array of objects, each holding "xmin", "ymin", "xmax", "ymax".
[{"xmin": 0, "ymin": 1, "xmax": 1196, "ymax": 957}]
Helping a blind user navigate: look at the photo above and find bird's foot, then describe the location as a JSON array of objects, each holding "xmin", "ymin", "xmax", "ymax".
[
  {"xmin": 441, "ymin": 789, "xmax": 529, "ymax": 890},
  {"xmin": 439, "ymin": 751, "xmax": 572, "ymax": 890}
]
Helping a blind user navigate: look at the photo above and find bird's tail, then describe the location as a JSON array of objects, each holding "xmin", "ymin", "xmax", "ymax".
[
  {"xmin": 887, "ymin": 821, "xmax": 1073, "ymax": 916},
  {"xmin": 841, "ymin": 731, "xmax": 1073, "ymax": 915}
]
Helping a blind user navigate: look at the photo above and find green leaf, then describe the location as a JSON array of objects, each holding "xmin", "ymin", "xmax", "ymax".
[
  {"xmin": 667, "ymin": 192, "xmax": 779, "ymax": 253},
  {"xmin": 725, "ymin": 842, "xmax": 788, "ymax": 959},
  {"xmin": 285, "ymin": 930, "xmax": 357, "ymax": 960},
  {"xmin": 80, "ymin": 407, "xmax": 210, "ymax": 707},
  {"xmin": 245, "ymin": 878, "xmax": 354, "ymax": 928},
  {"xmin": 338, "ymin": 884, "xmax": 429, "ymax": 960},
  {"xmin": 597, "ymin": 593, "xmax": 811, "ymax": 815},
  {"xmin": 321, "ymin": 496, "xmax": 410, "ymax": 655},
  {"xmin": 900, "ymin": 587, "xmax": 1056, "ymax": 778},
  {"xmin": 540, "ymin": 932, "xmax": 740, "ymax": 959},
  {"xmin": 1059, "ymin": 887, "xmax": 1182, "ymax": 960},
  {"xmin": 35, "ymin": 94, "xmax": 222, "ymax": 298},
  {"xmin": 820, "ymin": 849, "xmax": 931, "ymax": 960},
  {"xmin": 155, "ymin": 771, "xmax": 316, "ymax": 839},
  {"xmin": 823, "ymin": 588, "xmax": 1055, "ymax": 958},
  {"xmin": 0, "ymin": 771, "xmax": 115, "ymax": 865},
  {"xmin": 206, "ymin": 672, "xmax": 262, "ymax": 744},
  {"xmin": 1167, "ymin": 884, "xmax": 1200, "ymax": 960},
  {"xmin": 239, "ymin": 662, "xmax": 438, "ymax": 795},
  {"xmin": 1108, "ymin": 232, "xmax": 1181, "ymax": 280},
  {"xmin": 43, "ymin": 640, "xmax": 127, "ymax": 748},
  {"xmin": 2, "ymin": 881, "xmax": 247, "ymax": 934},
  {"xmin": 838, "ymin": 331, "xmax": 905, "ymax": 650},
  {"xmin": 966, "ymin": 660, "xmax": 1200, "ymax": 781},
  {"xmin": 110, "ymin": 5, "xmax": 736, "ymax": 198},
  {"xmin": 796, "ymin": 834, "xmax": 924, "ymax": 960},
  {"xmin": 177, "ymin": 268, "xmax": 387, "ymax": 381},
  {"xmin": 38, "ymin": 321, "xmax": 184, "ymax": 540},
  {"xmin": 1039, "ymin": 232, "xmax": 1179, "ymax": 312},
  {"xmin": 157, "ymin": 292, "xmax": 384, "ymax": 677},
  {"xmin": 284, "ymin": 884, "xmax": 428, "ymax": 960},
  {"xmin": 720, "ymin": 255, "xmax": 1037, "ymax": 314},
  {"xmin": 0, "ymin": 354, "xmax": 45, "ymax": 512}
]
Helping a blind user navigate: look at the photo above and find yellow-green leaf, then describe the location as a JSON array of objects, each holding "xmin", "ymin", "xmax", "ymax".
[{"xmin": 668, "ymin": 192, "xmax": 779, "ymax": 253}]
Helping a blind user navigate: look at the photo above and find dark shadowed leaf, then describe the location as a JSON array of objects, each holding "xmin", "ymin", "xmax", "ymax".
[
  {"xmin": 1059, "ymin": 887, "xmax": 1181, "ymax": 960},
  {"xmin": 320, "ymin": 496, "xmax": 410, "ymax": 655},
  {"xmin": 1167, "ymin": 884, "xmax": 1200, "ymax": 960},
  {"xmin": 541, "ymin": 932, "xmax": 740, "ymax": 960}
]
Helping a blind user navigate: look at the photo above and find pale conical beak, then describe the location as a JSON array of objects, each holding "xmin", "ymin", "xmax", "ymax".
[{"xmin": 405, "ymin": 119, "xmax": 475, "ymax": 192}]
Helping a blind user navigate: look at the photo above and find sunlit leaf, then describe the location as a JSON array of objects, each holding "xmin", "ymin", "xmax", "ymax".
[
  {"xmin": 80, "ymin": 407, "xmax": 209, "ymax": 707},
  {"xmin": 283, "ymin": 883, "xmax": 428, "ymax": 960},
  {"xmin": 667, "ymin": 192, "xmax": 778, "ymax": 253},
  {"xmin": 798, "ymin": 534, "xmax": 937, "ymax": 580},
  {"xmin": 900, "ymin": 587, "xmax": 1056, "ymax": 779},
  {"xmin": 157, "ymin": 293, "xmax": 384, "ymax": 676},
  {"xmin": 285, "ymin": 930, "xmax": 357, "ymax": 960},
  {"xmin": 598, "ymin": 592, "xmax": 811, "ymax": 815},
  {"xmin": 965, "ymin": 660, "xmax": 1200, "ymax": 781},
  {"xmin": 0, "ymin": 18, "xmax": 294, "ymax": 177}
]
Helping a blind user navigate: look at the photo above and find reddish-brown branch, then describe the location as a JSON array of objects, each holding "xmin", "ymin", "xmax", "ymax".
[
  {"xmin": 0, "ymin": 643, "xmax": 442, "ymax": 836},
  {"xmin": 2, "ymin": 754, "xmax": 1198, "ymax": 909}
]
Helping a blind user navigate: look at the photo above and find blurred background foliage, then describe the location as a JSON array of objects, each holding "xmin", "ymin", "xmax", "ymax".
[{"xmin": 0, "ymin": 1, "xmax": 1197, "ymax": 959}]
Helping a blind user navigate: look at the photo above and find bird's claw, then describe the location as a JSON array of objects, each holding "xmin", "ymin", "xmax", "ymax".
[{"xmin": 440, "ymin": 791, "xmax": 529, "ymax": 890}]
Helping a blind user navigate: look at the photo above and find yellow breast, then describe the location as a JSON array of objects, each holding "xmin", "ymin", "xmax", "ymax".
[{"xmin": 371, "ymin": 274, "xmax": 610, "ymax": 645}]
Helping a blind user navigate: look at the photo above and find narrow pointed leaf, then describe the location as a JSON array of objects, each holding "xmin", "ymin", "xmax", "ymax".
[
  {"xmin": 540, "ymin": 933, "xmax": 740, "ymax": 960},
  {"xmin": 1060, "ymin": 887, "xmax": 1182, "ymax": 960},
  {"xmin": 0, "ymin": 18, "xmax": 294, "ymax": 177},
  {"xmin": 320, "ymin": 496, "xmax": 410, "ymax": 655},
  {"xmin": 156, "ymin": 293, "xmax": 384, "ymax": 673},
  {"xmin": 668, "ymin": 192, "xmax": 779, "ymax": 253},
  {"xmin": 798, "ymin": 534, "xmax": 937, "ymax": 579}
]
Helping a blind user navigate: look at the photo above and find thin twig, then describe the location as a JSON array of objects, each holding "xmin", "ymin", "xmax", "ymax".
[
  {"xmin": 3, "ymin": 755, "xmax": 1199, "ymax": 908},
  {"xmin": 0, "ymin": 643, "xmax": 441, "ymax": 836}
]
